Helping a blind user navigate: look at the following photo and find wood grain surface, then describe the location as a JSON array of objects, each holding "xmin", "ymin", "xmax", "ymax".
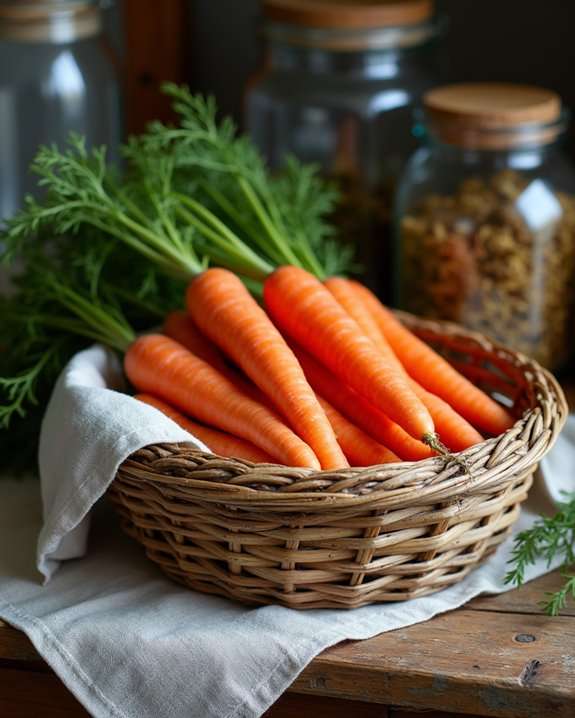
[{"xmin": 294, "ymin": 609, "xmax": 573, "ymax": 717}]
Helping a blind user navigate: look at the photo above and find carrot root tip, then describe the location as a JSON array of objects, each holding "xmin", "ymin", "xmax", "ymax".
[{"xmin": 423, "ymin": 432, "xmax": 472, "ymax": 475}]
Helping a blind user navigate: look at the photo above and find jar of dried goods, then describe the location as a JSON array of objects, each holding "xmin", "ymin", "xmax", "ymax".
[
  {"xmin": 395, "ymin": 83, "xmax": 575, "ymax": 369},
  {"xmin": 246, "ymin": 0, "xmax": 443, "ymax": 299}
]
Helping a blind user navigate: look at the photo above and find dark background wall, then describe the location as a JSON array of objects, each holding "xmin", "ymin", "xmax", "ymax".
[{"xmin": 187, "ymin": 0, "xmax": 575, "ymax": 141}]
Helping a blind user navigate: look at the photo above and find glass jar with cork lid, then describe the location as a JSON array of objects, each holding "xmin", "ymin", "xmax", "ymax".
[
  {"xmin": 395, "ymin": 82, "xmax": 575, "ymax": 370},
  {"xmin": 245, "ymin": 0, "xmax": 443, "ymax": 300}
]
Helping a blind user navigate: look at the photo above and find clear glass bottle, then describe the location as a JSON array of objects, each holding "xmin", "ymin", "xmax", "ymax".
[
  {"xmin": 0, "ymin": 0, "xmax": 122, "ymax": 222},
  {"xmin": 395, "ymin": 83, "xmax": 575, "ymax": 370},
  {"xmin": 245, "ymin": 0, "xmax": 443, "ymax": 299}
]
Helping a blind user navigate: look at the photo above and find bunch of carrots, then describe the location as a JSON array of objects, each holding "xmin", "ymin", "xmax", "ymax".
[{"xmin": 125, "ymin": 266, "xmax": 514, "ymax": 470}]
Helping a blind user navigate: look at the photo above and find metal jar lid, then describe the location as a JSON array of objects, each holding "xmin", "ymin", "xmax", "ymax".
[{"xmin": 0, "ymin": 1, "xmax": 102, "ymax": 43}]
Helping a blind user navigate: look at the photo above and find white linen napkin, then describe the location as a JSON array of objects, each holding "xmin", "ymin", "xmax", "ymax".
[
  {"xmin": 0, "ymin": 345, "xmax": 571, "ymax": 718},
  {"xmin": 36, "ymin": 346, "xmax": 200, "ymax": 580}
]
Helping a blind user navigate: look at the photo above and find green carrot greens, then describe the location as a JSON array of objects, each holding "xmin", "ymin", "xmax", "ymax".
[
  {"xmin": 0, "ymin": 86, "xmax": 354, "ymax": 471},
  {"xmin": 506, "ymin": 492, "xmax": 575, "ymax": 615},
  {"xmin": 4, "ymin": 86, "xmax": 352, "ymax": 286}
]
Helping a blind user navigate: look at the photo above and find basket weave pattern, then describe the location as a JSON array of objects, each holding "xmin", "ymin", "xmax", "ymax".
[{"xmin": 109, "ymin": 315, "xmax": 567, "ymax": 608}]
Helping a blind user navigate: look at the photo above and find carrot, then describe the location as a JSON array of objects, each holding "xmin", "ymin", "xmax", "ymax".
[
  {"xmin": 163, "ymin": 311, "xmax": 228, "ymax": 372},
  {"xmin": 291, "ymin": 343, "xmax": 434, "ymax": 461},
  {"xmin": 317, "ymin": 395, "xmax": 399, "ymax": 466},
  {"xmin": 135, "ymin": 393, "xmax": 274, "ymax": 463},
  {"xmin": 164, "ymin": 309, "xmax": 263, "ymax": 402},
  {"xmin": 350, "ymin": 281, "xmax": 515, "ymax": 436},
  {"xmin": 125, "ymin": 334, "xmax": 320, "ymax": 469},
  {"xmin": 325, "ymin": 277, "xmax": 484, "ymax": 452},
  {"xmin": 407, "ymin": 388, "xmax": 484, "ymax": 452},
  {"xmin": 264, "ymin": 266, "xmax": 435, "ymax": 443},
  {"xmin": 324, "ymin": 277, "xmax": 390, "ymax": 358},
  {"xmin": 186, "ymin": 268, "xmax": 348, "ymax": 470}
]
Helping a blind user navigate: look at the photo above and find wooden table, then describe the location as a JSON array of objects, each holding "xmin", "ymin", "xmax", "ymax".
[{"xmin": 1, "ymin": 569, "xmax": 573, "ymax": 718}]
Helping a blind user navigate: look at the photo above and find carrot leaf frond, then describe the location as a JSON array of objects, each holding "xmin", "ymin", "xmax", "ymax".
[
  {"xmin": 141, "ymin": 85, "xmax": 355, "ymax": 278},
  {"xmin": 505, "ymin": 492, "xmax": 575, "ymax": 614}
]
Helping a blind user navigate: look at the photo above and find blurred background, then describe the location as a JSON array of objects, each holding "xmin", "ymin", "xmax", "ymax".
[
  {"xmin": 6, "ymin": 1, "xmax": 571, "ymax": 139},
  {"xmin": 3, "ymin": 0, "xmax": 575, "ymax": 369},
  {"xmin": 5, "ymin": 0, "xmax": 575, "ymax": 219},
  {"xmin": 186, "ymin": 0, "xmax": 575, "ymax": 134}
]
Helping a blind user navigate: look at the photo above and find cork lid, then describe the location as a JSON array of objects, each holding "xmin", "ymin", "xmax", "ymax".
[
  {"xmin": 263, "ymin": 0, "xmax": 434, "ymax": 29},
  {"xmin": 0, "ymin": 0, "xmax": 101, "ymax": 43},
  {"xmin": 424, "ymin": 83, "xmax": 563, "ymax": 149}
]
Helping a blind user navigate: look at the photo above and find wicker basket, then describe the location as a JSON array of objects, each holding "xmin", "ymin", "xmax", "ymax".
[{"xmin": 109, "ymin": 314, "xmax": 567, "ymax": 609}]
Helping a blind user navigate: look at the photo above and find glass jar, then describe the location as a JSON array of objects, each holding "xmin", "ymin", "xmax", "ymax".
[
  {"xmin": 395, "ymin": 83, "xmax": 575, "ymax": 370},
  {"xmin": 245, "ymin": 0, "xmax": 443, "ymax": 299},
  {"xmin": 0, "ymin": 0, "xmax": 122, "ymax": 223}
]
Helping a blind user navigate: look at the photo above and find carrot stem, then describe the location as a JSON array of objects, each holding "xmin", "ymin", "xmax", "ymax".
[{"xmin": 237, "ymin": 178, "xmax": 302, "ymax": 268}]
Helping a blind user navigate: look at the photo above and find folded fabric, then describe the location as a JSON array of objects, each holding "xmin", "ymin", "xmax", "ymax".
[
  {"xmin": 0, "ymin": 344, "xmax": 569, "ymax": 718},
  {"xmin": 37, "ymin": 345, "xmax": 200, "ymax": 580}
]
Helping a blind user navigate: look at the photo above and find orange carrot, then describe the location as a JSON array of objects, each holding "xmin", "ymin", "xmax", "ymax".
[
  {"xmin": 317, "ymin": 395, "xmax": 399, "ymax": 466},
  {"xmin": 407, "ymin": 388, "xmax": 484, "ymax": 452},
  {"xmin": 164, "ymin": 311, "xmax": 228, "ymax": 372},
  {"xmin": 350, "ymin": 281, "xmax": 515, "ymax": 436},
  {"xmin": 186, "ymin": 268, "xmax": 348, "ymax": 470},
  {"xmin": 136, "ymin": 394, "xmax": 274, "ymax": 463},
  {"xmin": 164, "ymin": 309, "xmax": 262, "ymax": 402},
  {"xmin": 324, "ymin": 277, "xmax": 390, "ymax": 358},
  {"xmin": 291, "ymin": 343, "xmax": 434, "ymax": 461},
  {"xmin": 325, "ymin": 277, "xmax": 484, "ymax": 452},
  {"xmin": 125, "ymin": 334, "xmax": 320, "ymax": 468},
  {"xmin": 264, "ymin": 266, "xmax": 435, "ymax": 443}
]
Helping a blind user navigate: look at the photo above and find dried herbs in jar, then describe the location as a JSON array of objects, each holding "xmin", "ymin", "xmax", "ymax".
[{"xmin": 396, "ymin": 83, "xmax": 575, "ymax": 369}]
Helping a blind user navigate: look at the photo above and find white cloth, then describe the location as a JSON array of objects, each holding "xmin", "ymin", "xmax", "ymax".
[
  {"xmin": 37, "ymin": 346, "xmax": 200, "ymax": 580},
  {"xmin": 0, "ymin": 345, "xmax": 571, "ymax": 718}
]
